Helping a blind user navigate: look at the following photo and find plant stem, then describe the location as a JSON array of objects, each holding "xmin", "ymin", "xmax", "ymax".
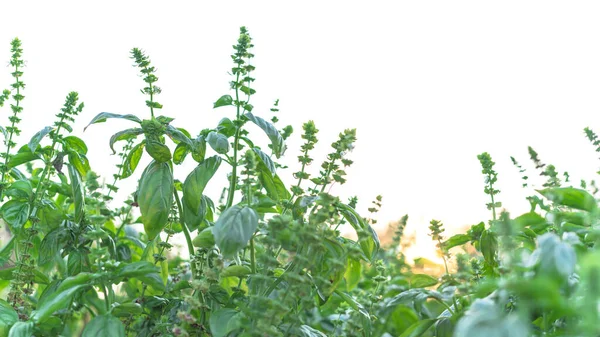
[
  {"xmin": 225, "ymin": 72, "xmax": 241, "ymax": 209},
  {"xmin": 0, "ymin": 63, "xmax": 21, "ymax": 202},
  {"xmin": 173, "ymin": 189, "xmax": 197, "ymax": 278}
]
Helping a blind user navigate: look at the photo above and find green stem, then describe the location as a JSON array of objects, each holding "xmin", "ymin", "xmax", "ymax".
[
  {"xmin": 225, "ymin": 73, "xmax": 242, "ymax": 209},
  {"xmin": 173, "ymin": 189, "xmax": 197, "ymax": 278},
  {"xmin": 250, "ymin": 237, "xmax": 256, "ymax": 274},
  {"xmin": 0, "ymin": 64, "xmax": 21, "ymax": 201}
]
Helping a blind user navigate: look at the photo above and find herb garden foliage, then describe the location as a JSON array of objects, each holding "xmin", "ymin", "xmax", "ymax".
[{"xmin": 0, "ymin": 30, "xmax": 598, "ymax": 337}]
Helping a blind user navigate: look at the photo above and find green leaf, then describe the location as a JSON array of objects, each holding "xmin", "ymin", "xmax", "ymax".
[
  {"xmin": 336, "ymin": 203, "xmax": 380, "ymax": 261},
  {"xmin": 173, "ymin": 142, "xmax": 189, "ymax": 165},
  {"xmin": 67, "ymin": 251, "xmax": 84, "ymax": 276},
  {"xmin": 531, "ymin": 233, "xmax": 576, "ymax": 281},
  {"xmin": 166, "ymin": 125, "xmax": 193, "ymax": 147},
  {"xmin": 138, "ymin": 161, "xmax": 174, "ymax": 240},
  {"xmin": 344, "ymin": 257, "xmax": 361, "ymax": 291},
  {"xmin": 213, "ymin": 205, "xmax": 258, "ymax": 257},
  {"xmin": 82, "ymin": 314, "xmax": 125, "ymax": 337},
  {"xmin": 193, "ymin": 227, "xmax": 216, "ymax": 248},
  {"xmin": 0, "ymin": 126, "xmax": 6, "ymax": 139},
  {"xmin": 31, "ymin": 284, "xmax": 88, "ymax": 323},
  {"xmin": 0, "ymin": 238, "xmax": 15, "ymax": 267},
  {"xmin": 221, "ymin": 265, "xmax": 252, "ymax": 278},
  {"xmin": 63, "ymin": 135, "xmax": 88, "ymax": 155},
  {"xmin": 297, "ymin": 325, "xmax": 327, "ymax": 337},
  {"xmin": 8, "ymin": 321, "xmax": 33, "ymax": 337},
  {"xmin": 4, "ymin": 180, "xmax": 32, "ymax": 201},
  {"xmin": 409, "ymin": 274, "xmax": 438, "ymax": 288},
  {"xmin": 398, "ymin": 318, "xmax": 437, "ymax": 337},
  {"xmin": 244, "ymin": 112, "xmax": 286, "ymax": 158},
  {"xmin": 67, "ymin": 151, "xmax": 91, "ymax": 177},
  {"xmin": 0, "ymin": 300, "xmax": 17, "ymax": 337},
  {"xmin": 191, "ymin": 136, "xmax": 207, "ymax": 163},
  {"xmin": 68, "ymin": 164, "xmax": 85, "ymax": 224},
  {"xmin": 454, "ymin": 299, "xmax": 529, "ymax": 337},
  {"xmin": 256, "ymin": 160, "xmax": 290, "ymax": 202},
  {"xmin": 253, "ymin": 148, "xmax": 276, "ymax": 174},
  {"xmin": 538, "ymin": 187, "xmax": 597, "ymax": 212},
  {"xmin": 39, "ymin": 228, "xmax": 67, "ymax": 266},
  {"xmin": 7, "ymin": 146, "xmax": 41, "ymax": 168},
  {"xmin": 84, "ymin": 112, "xmax": 142, "ymax": 131},
  {"xmin": 145, "ymin": 139, "xmax": 171, "ymax": 163},
  {"xmin": 0, "ymin": 200, "xmax": 29, "ymax": 229},
  {"xmin": 335, "ymin": 290, "xmax": 370, "ymax": 319},
  {"xmin": 209, "ymin": 308, "xmax": 241, "ymax": 337},
  {"xmin": 122, "ymin": 141, "xmax": 145, "ymax": 179},
  {"xmin": 207, "ymin": 131, "xmax": 230, "ymax": 154},
  {"xmin": 109, "ymin": 128, "xmax": 143, "ymax": 154},
  {"xmin": 213, "ymin": 95, "xmax": 233, "ymax": 108},
  {"xmin": 480, "ymin": 229, "xmax": 497, "ymax": 266},
  {"xmin": 442, "ymin": 234, "xmax": 471, "ymax": 250},
  {"xmin": 217, "ymin": 118, "xmax": 236, "ymax": 137},
  {"xmin": 28, "ymin": 126, "xmax": 54, "ymax": 152},
  {"xmin": 183, "ymin": 156, "xmax": 221, "ymax": 227}
]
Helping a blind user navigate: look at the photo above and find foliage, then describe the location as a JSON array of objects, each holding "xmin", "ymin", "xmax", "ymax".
[{"xmin": 1, "ymin": 27, "xmax": 600, "ymax": 337}]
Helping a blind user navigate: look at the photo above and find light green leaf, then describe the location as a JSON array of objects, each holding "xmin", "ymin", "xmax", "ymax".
[
  {"xmin": 213, "ymin": 95, "xmax": 233, "ymax": 108},
  {"xmin": 122, "ymin": 141, "xmax": 145, "ymax": 179},
  {"xmin": 82, "ymin": 314, "xmax": 125, "ymax": 337},
  {"xmin": 63, "ymin": 135, "xmax": 88, "ymax": 154},
  {"xmin": 84, "ymin": 112, "xmax": 142, "ymax": 131},
  {"xmin": 28, "ymin": 126, "xmax": 54, "ymax": 152},
  {"xmin": 336, "ymin": 203, "xmax": 380, "ymax": 261},
  {"xmin": 0, "ymin": 300, "xmax": 17, "ymax": 337},
  {"xmin": 209, "ymin": 308, "xmax": 241, "ymax": 337},
  {"xmin": 8, "ymin": 321, "xmax": 33, "ymax": 337},
  {"xmin": 109, "ymin": 128, "xmax": 143, "ymax": 154},
  {"xmin": 409, "ymin": 274, "xmax": 438, "ymax": 288},
  {"xmin": 538, "ymin": 187, "xmax": 597, "ymax": 212},
  {"xmin": 213, "ymin": 205, "xmax": 258, "ymax": 257},
  {"xmin": 0, "ymin": 200, "xmax": 29, "ymax": 229},
  {"xmin": 207, "ymin": 131, "xmax": 229, "ymax": 154},
  {"xmin": 244, "ymin": 112, "xmax": 286, "ymax": 158}
]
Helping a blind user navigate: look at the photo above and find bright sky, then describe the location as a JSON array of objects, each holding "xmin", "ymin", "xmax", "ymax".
[{"xmin": 2, "ymin": 1, "xmax": 600, "ymax": 260}]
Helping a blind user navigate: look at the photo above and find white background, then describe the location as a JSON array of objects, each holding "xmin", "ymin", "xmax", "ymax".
[{"xmin": 2, "ymin": 1, "xmax": 600, "ymax": 259}]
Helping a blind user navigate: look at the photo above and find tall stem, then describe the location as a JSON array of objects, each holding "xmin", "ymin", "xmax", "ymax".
[
  {"xmin": 173, "ymin": 189, "xmax": 197, "ymax": 278},
  {"xmin": 0, "ymin": 63, "xmax": 21, "ymax": 201},
  {"xmin": 225, "ymin": 72, "xmax": 242, "ymax": 209}
]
